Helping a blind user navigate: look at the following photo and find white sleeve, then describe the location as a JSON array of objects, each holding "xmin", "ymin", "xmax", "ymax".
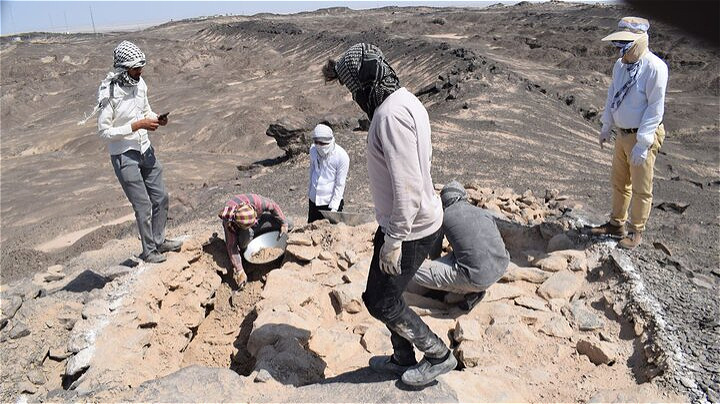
[
  {"xmin": 376, "ymin": 115, "xmax": 423, "ymax": 240},
  {"xmin": 636, "ymin": 60, "xmax": 668, "ymax": 149},
  {"xmin": 329, "ymin": 150, "xmax": 349, "ymax": 211},
  {"xmin": 97, "ymin": 97, "xmax": 132, "ymax": 139}
]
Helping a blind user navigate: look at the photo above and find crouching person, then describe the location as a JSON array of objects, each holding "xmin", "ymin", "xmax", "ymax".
[
  {"xmin": 219, "ymin": 194, "xmax": 290, "ymax": 289},
  {"xmin": 413, "ymin": 181, "xmax": 510, "ymax": 311}
]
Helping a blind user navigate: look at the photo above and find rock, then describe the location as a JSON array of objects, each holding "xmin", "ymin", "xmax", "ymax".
[
  {"xmin": 247, "ymin": 309, "xmax": 313, "ymax": 357},
  {"xmin": 360, "ymin": 325, "xmax": 391, "ymax": 354},
  {"xmin": 576, "ymin": 338, "xmax": 618, "ymax": 365},
  {"xmin": 538, "ymin": 271, "xmax": 583, "ymax": 300},
  {"xmin": 82, "ymin": 299, "xmax": 110, "ymax": 320},
  {"xmin": 330, "ymin": 283, "xmax": 364, "ymax": 314},
  {"xmin": 67, "ymin": 319, "xmax": 95, "ymax": 353},
  {"xmin": 0, "ymin": 294, "xmax": 22, "ymax": 328},
  {"xmin": 286, "ymin": 244, "xmax": 318, "ymax": 262},
  {"xmin": 336, "ymin": 259, "xmax": 349, "ymax": 271},
  {"xmin": 568, "ymin": 257, "xmax": 587, "ymax": 272},
  {"xmin": 19, "ymin": 381, "xmax": 37, "ymax": 394},
  {"xmin": 545, "ymin": 189, "xmax": 559, "ymax": 202},
  {"xmin": 27, "ymin": 368, "xmax": 46, "ymax": 385},
  {"xmin": 455, "ymin": 340, "xmax": 485, "ymax": 367},
  {"xmin": 514, "ymin": 296, "xmax": 549, "ymax": 311},
  {"xmin": 265, "ymin": 119, "xmax": 310, "ymax": 158},
  {"xmin": 44, "ymin": 273, "xmax": 65, "ymax": 282},
  {"xmin": 538, "ymin": 315, "xmax": 573, "ymax": 339},
  {"xmin": 254, "ymin": 369, "xmax": 272, "ymax": 383},
  {"xmin": 652, "ymin": 241, "xmax": 672, "ymax": 256},
  {"xmin": 453, "ymin": 318, "xmax": 483, "ymax": 342},
  {"xmin": 128, "ymin": 366, "xmax": 247, "ymax": 402},
  {"xmin": 484, "ymin": 283, "xmax": 524, "ymax": 302},
  {"xmin": 9, "ymin": 321, "xmax": 30, "ymax": 339},
  {"xmin": 501, "ymin": 265, "xmax": 551, "ymax": 284},
  {"xmin": 318, "ymin": 251, "xmax": 333, "ymax": 261},
  {"xmin": 563, "ymin": 301, "xmax": 605, "ymax": 331},
  {"xmin": 308, "ymin": 327, "xmax": 364, "ymax": 373},
  {"xmin": 66, "ymin": 347, "xmax": 93, "ymax": 376},
  {"xmin": 49, "ymin": 347, "xmax": 71, "ymax": 360},
  {"xmin": 97, "ymin": 265, "xmax": 132, "ymax": 280},
  {"xmin": 343, "ymin": 250, "xmax": 357, "ymax": 265},
  {"xmin": 532, "ymin": 254, "xmax": 568, "ymax": 272},
  {"xmin": 287, "ymin": 236, "xmax": 312, "ymax": 246}
]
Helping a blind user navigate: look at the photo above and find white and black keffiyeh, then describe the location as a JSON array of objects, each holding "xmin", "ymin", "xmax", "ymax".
[
  {"xmin": 335, "ymin": 43, "xmax": 400, "ymax": 119},
  {"xmin": 78, "ymin": 40, "xmax": 147, "ymax": 125}
]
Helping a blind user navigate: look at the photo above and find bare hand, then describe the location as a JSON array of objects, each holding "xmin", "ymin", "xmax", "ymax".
[{"xmin": 131, "ymin": 118, "xmax": 159, "ymax": 132}]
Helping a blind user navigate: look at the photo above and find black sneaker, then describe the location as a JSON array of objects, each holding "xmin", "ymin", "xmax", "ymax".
[
  {"xmin": 369, "ymin": 355, "xmax": 417, "ymax": 376},
  {"xmin": 141, "ymin": 251, "xmax": 166, "ymax": 263},
  {"xmin": 401, "ymin": 352, "xmax": 457, "ymax": 386},
  {"xmin": 588, "ymin": 222, "xmax": 626, "ymax": 238},
  {"xmin": 458, "ymin": 291, "xmax": 486, "ymax": 312},
  {"xmin": 158, "ymin": 238, "xmax": 183, "ymax": 253}
]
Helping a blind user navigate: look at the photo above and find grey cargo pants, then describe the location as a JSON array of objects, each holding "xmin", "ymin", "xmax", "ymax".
[{"xmin": 111, "ymin": 147, "xmax": 169, "ymax": 258}]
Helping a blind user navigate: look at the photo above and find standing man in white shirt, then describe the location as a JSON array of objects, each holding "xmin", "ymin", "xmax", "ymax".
[
  {"xmin": 93, "ymin": 41, "xmax": 182, "ymax": 263},
  {"xmin": 307, "ymin": 124, "xmax": 350, "ymax": 223},
  {"xmin": 591, "ymin": 17, "xmax": 668, "ymax": 250},
  {"xmin": 322, "ymin": 43, "xmax": 456, "ymax": 387}
]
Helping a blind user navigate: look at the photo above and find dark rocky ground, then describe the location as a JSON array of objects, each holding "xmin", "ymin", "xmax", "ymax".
[{"xmin": 1, "ymin": 1, "xmax": 718, "ymax": 401}]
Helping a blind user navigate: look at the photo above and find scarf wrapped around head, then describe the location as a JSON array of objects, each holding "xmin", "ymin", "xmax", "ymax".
[
  {"xmin": 334, "ymin": 43, "xmax": 400, "ymax": 119},
  {"xmin": 78, "ymin": 40, "xmax": 146, "ymax": 125},
  {"xmin": 610, "ymin": 34, "xmax": 649, "ymax": 112},
  {"xmin": 312, "ymin": 124, "xmax": 336, "ymax": 171}
]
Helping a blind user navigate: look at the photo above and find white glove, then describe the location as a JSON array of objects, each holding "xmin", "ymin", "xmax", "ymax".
[
  {"xmin": 630, "ymin": 144, "xmax": 649, "ymax": 166},
  {"xmin": 380, "ymin": 235, "xmax": 403, "ymax": 276},
  {"xmin": 330, "ymin": 207, "xmax": 338, "ymax": 213},
  {"xmin": 599, "ymin": 126, "xmax": 612, "ymax": 149}
]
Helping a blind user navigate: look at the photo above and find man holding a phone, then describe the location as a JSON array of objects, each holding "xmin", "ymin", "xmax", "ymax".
[{"xmin": 95, "ymin": 40, "xmax": 181, "ymax": 263}]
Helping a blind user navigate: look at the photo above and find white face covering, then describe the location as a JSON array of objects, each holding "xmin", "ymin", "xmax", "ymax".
[{"xmin": 316, "ymin": 139, "xmax": 335, "ymax": 158}]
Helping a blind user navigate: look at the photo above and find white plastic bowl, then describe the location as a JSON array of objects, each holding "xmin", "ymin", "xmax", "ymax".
[{"xmin": 243, "ymin": 231, "xmax": 288, "ymax": 264}]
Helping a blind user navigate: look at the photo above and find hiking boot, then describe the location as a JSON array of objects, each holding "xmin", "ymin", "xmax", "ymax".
[
  {"xmin": 458, "ymin": 291, "xmax": 486, "ymax": 312},
  {"xmin": 618, "ymin": 232, "xmax": 643, "ymax": 250},
  {"xmin": 141, "ymin": 251, "xmax": 166, "ymax": 264},
  {"xmin": 401, "ymin": 352, "xmax": 457, "ymax": 386},
  {"xmin": 158, "ymin": 238, "xmax": 183, "ymax": 253},
  {"xmin": 589, "ymin": 222, "xmax": 626, "ymax": 238},
  {"xmin": 369, "ymin": 355, "xmax": 417, "ymax": 376}
]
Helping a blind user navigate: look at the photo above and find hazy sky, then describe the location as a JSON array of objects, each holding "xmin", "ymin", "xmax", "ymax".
[{"xmin": 0, "ymin": 1, "xmax": 603, "ymax": 35}]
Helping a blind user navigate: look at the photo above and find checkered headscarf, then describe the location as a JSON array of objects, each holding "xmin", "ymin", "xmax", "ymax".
[
  {"xmin": 77, "ymin": 40, "xmax": 147, "ymax": 125},
  {"xmin": 219, "ymin": 203, "xmax": 256, "ymax": 230},
  {"xmin": 335, "ymin": 43, "xmax": 400, "ymax": 119}
]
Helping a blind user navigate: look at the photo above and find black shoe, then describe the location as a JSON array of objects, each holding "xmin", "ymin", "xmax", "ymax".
[
  {"xmin": 401, "ymin": 352, "xmax": 457, "ymax": 386},
  {"xmin": 588, "ymin": 222, "xmax": 626, "ymax": 238},
  {"xmin": 369, "ymin": 355, "xmax": 417, "ymax": 376},
  {"xmin": 158, "ymin": 238, "xmax": 183, "ymax": 253},
  {"xmin": 458, "ymin": 291, "xmax": 485, "ymax": 312},
  {"xmin": 141, "ymin": 251, "xmax": 166, "ymax": 263}
]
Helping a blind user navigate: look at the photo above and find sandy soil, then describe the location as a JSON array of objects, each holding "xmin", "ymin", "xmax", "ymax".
[{"xmin": 1, "ymin": 1, "xmax": 718, "ymax": 401}]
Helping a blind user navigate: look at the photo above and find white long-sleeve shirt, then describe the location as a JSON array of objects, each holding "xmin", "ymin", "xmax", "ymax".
[
  {"xmin": 600, "ymin": 51, "xmax": 668, "ymax": 150},
  {"xmin": 308, "ymin": 143, "xmax": 350, "ymax": 210},
  {"xmin": 366, "ymin": 87, "xmax": 443, "ymax": 241},
  {"xmin": 97, "ymin": 77, "xmax": 158, "ymax": 156}
]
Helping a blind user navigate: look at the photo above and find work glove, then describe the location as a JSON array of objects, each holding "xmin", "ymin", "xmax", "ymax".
[
  {"xmin": 380, "ymin": 235, "xmax": 403, "ymax": 276},
  {"xmin": 599, "ymin": 125, "xmax": 612, "ymax": 149},
  {"xmin": 630, "ymin": 144, "xmax": 649, "ymax": 166}
]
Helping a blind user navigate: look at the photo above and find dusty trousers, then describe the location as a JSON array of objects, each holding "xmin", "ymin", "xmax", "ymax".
[
  {"xmin": 610, "ymin": 124, "xmax": 665, "ymax": 232},
  {"xmin": 362, "ymin": 227, "xmax": 448, "ymax": 364},
  {"xmin": 111, "ymin": 147, "xmax": 168, "ymax": 257}
]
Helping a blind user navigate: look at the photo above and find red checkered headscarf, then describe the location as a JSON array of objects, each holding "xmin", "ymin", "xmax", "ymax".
[{"xmin": 219, "ymin": 203, "xmax": 256, "ymax": 229}]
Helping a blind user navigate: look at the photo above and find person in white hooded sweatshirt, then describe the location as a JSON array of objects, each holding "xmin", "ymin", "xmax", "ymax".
[
  {"xmin": 322, "ymin": 43, "xmax": 455, "ymax": 387},
  {"xmin": 307, "ymin": 124, "xmax": 350, "ymax": 223}
]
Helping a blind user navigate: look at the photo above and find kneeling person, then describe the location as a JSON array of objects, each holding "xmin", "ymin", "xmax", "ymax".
[
  {"xmin": 414, "ymin": 181, "xmax": 510, "ymax": 311},
  {"xmin": 219, "ymin": 194, "xmax": 289, "ymax": 288}
]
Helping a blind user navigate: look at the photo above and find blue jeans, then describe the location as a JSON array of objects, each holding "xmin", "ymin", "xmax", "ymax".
[
  {"xmin": 111, "ymin": 147, "xmax": 168, "ymax": 257},
  {"xmin": 362, "ymin": 227, "xmax": 448, "ymax": 364}
]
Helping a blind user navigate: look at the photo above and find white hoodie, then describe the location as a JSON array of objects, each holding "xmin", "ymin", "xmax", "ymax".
[{"xmin": 366, "ymin": 87, "xmax": 443, "ymax": 241}]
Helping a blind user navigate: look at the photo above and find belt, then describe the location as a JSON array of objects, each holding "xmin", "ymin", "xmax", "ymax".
[{"xmin": 619, "ymin": 128, "xmax": 638, "ymax": 134}]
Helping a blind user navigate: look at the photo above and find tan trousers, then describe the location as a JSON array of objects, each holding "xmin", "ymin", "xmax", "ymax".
[{"xmin": 610, "ymin": 124, "xmax": 665, "ymax": 232}]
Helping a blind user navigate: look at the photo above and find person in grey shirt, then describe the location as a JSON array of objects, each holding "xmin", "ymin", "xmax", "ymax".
[{"xmin": 414, "ymin": 181, "xmax": 510, "ymax": 311}]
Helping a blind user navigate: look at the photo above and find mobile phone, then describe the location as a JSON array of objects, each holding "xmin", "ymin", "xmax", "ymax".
[{"xmin": 158, "ymin": 112, "xmax": 170, "ymax": 120}]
